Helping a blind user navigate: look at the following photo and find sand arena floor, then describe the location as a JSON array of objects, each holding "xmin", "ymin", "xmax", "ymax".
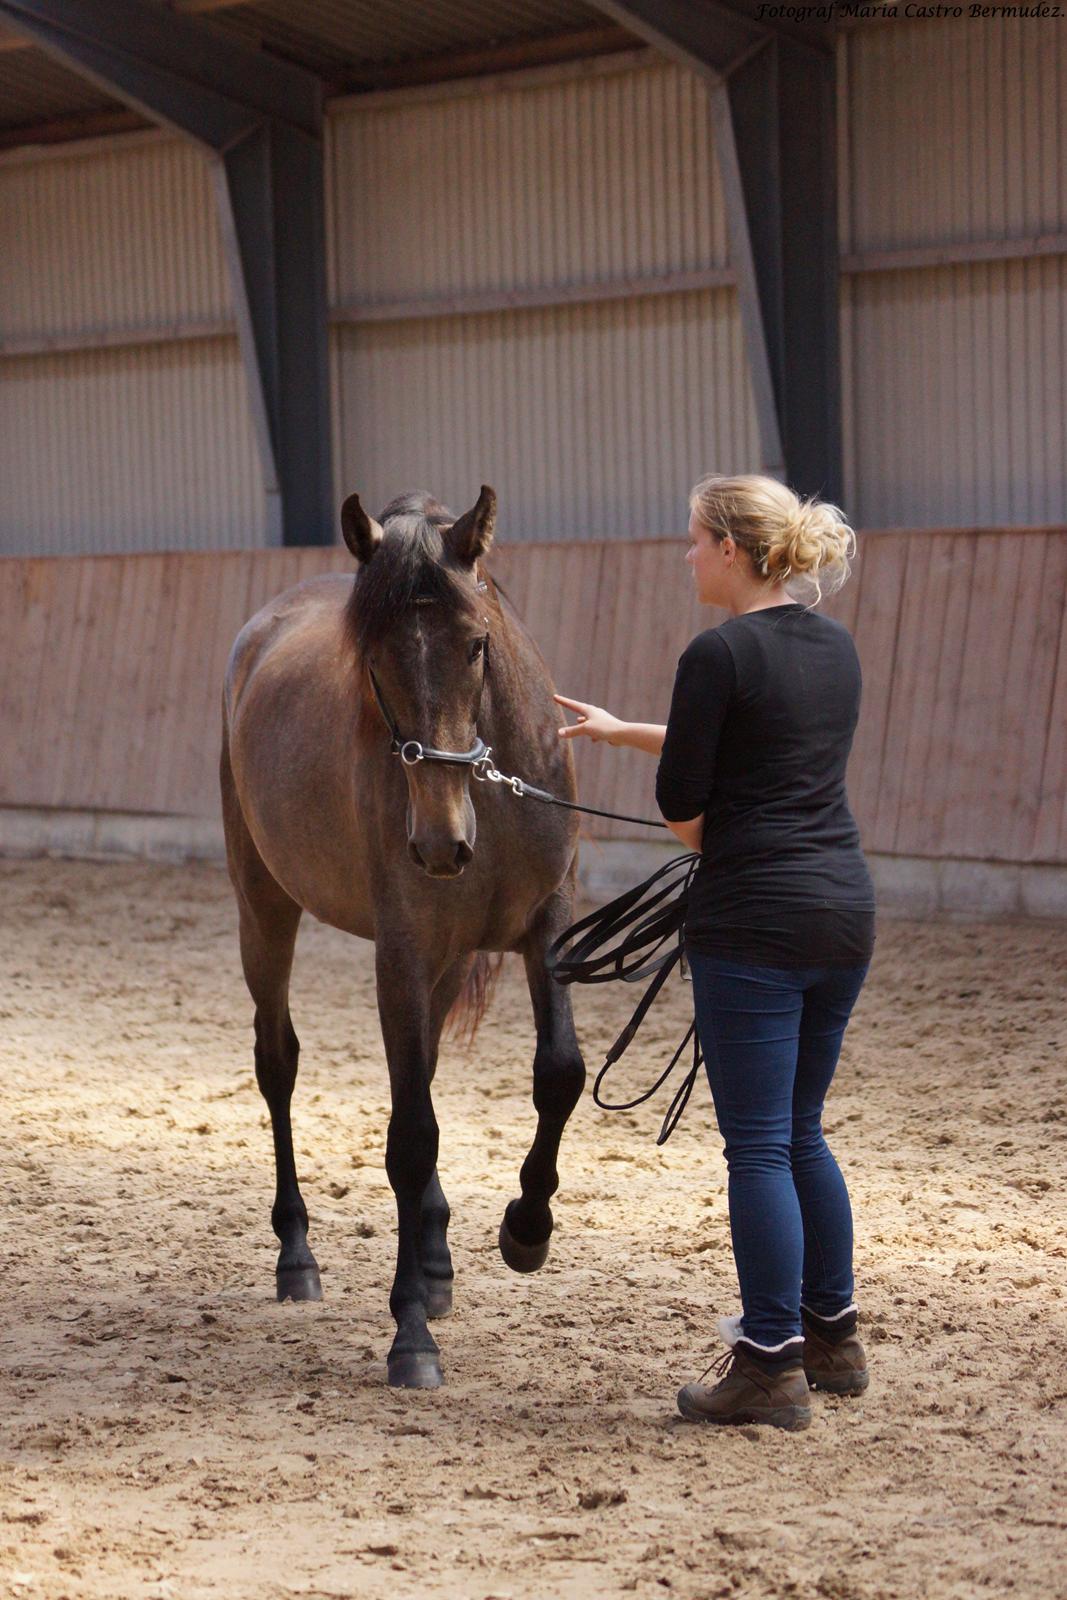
[{"xmin": 1, "ymin": 857, "xmax": 1065, "ymax": 1600}]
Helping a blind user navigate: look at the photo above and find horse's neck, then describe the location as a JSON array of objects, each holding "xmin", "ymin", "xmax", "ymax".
[{"xmin": 482, "ymin": 575, "xmax": 544, "ymax": 749}]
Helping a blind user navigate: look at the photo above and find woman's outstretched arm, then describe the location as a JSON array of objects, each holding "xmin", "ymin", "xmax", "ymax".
[
  {"xmin": 554, "ymin": 693, "xmax": 703, "ymax": 852},
  {"xmin": 554, "ymin": 693, "xmax": 665, "ymax": 753}
]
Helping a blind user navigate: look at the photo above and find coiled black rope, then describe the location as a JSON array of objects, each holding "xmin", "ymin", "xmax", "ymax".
[{"xmin": 545, "ymin": 851, "xmax": 706, "ymax": 1144}]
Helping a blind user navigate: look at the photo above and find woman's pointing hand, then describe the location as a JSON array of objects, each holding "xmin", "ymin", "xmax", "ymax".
[{"xmin": 554, "ymin": 693, "xmax": 626, "ymax": 746}]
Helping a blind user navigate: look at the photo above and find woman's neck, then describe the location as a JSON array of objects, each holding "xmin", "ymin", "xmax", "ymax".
[{"xmin": 725, "ymin": 581, "xmax": 794, "ymax": 617}]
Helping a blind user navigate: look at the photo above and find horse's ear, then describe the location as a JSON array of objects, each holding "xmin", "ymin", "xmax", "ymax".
[
  {"xmin": 340, "ymin": 493, "xmax": 384, "ymax": 565},
  {"xmin": 447, "ymin": 485, "xmax": 497, "ymax": 567}
]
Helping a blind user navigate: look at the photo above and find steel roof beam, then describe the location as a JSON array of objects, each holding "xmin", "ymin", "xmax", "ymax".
[
  {"xmin": 0, "ymin": 0, "xmax": 333, "ymax": 545},
  {"xmin": 578, "ymin": 0, "xmax": 767, "ymax": 80},
  {"xmin": 583, "ymin": 2, "xmax": 842, "ymax": 501}
]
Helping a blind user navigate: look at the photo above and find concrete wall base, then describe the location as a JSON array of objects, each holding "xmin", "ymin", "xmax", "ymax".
[
  {"xmin": 575, "ymin": 838, "xmax": 1067, "ymax": 921},
  {"xmin": 2, "ymin": 808, "xmax": 1066, "ymax": 921},
  {"xmin": 0, "ymin": 807, "xmax": 226, "ymax": 865}
]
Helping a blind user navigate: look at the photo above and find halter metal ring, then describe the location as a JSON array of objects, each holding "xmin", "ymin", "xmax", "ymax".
[{"xmin": 399, "ymin": 739, "xmax": 424, "ymax": 766}]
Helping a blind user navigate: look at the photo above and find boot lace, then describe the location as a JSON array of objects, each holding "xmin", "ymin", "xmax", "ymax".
[{"xmin": 697, "ymin": 1347, "xmax": 736, "ymax": 1385}]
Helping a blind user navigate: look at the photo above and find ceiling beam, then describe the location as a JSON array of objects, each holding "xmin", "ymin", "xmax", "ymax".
[
  {"xmin": 578, "ymin": 0, "xmax": 832, "ymax": 79},
  {"xmin": 0, "ymin": 0, "xmax": 320, "ymax": 136},
  {"xmin": 0, "ymin": 104, "xmax": 147, "ymax": 147},
  {"xmin": 0, "ymin": 24, "xmax": 641, "ymax": 151},
  {"xmin": 337, "ymin": 24, "xmax": 637, "ymax": 93},
  {"xmin": 575, "ymin": 0, "xmax": 764, "ymax": 82},
  {"xmin": 0, "ymin": 0, "xmax": 257, "ymax": 52}
]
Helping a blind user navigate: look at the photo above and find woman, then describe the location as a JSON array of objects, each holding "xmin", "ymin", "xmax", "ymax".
[{"xmin": 555, "ymin": 474, "xmax": 875, "ymax": 1433}]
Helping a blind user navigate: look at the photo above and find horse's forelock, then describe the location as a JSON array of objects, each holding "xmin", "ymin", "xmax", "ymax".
[
  {"xmin": 379, "ymin": 491, "xmax": 454, "ymax": 529},
  {"xmin": 345, "ymin": 498, "xmax": 480, "ymax": 662}
]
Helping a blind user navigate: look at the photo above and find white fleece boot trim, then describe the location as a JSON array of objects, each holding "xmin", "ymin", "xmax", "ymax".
[
  {"xmin": 800, "ymin": 1300, "xmax": 857, "ymax": 1323},
  {"xmin": 717, "ymin": 1313, "xmax": 804, "ymax": 1356},
  {"xmin": 717, "ymin": 1314, "xmax": 744, "ymax": 1348}
]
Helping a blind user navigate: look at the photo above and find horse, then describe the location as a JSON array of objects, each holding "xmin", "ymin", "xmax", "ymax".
[{"xmin": 219, "ymin": 485, "xmax": 587, "ymax": 1388}]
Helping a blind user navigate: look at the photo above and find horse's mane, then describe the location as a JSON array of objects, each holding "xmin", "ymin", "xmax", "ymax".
[{"xmin": 344, "ymin": 491, "xmax": 485, "ymax": 661}]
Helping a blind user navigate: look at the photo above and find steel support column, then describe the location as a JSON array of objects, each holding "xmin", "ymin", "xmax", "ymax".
[
  {"xmin": 0, "ymin": 0, "xmax": 333, "ymax": 545},
  {"xmin": 721, "ymin": 38, "xmax": 841, "ymax": 501},
  {"xmin": 585, "ymin": 2, "xmax": 842, "ymax": 500}
]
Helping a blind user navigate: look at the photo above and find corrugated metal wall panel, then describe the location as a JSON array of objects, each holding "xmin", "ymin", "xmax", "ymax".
[
  {"xmin": 848, "ymin": 256, "xmax": 1067, "ymax": 530},
  {"xmin": 3, "ymin": 31, "xmax": 1065, "ymax": 550},
  {"xmin": 845, "ymin": 17, "xmax": 1067, "ymax": 252},
  {"xmin": 334, "ymin": 288, "xmax": 756, "ymax": 540},
  {"xmin": 841, "ymin": 17, "xmax": 1067, "ymax": 528},
  {"xmin": 0, "ymin": 135, "xmax": 261, "ymax": 554},
  {"xmin": 0, "ymin": 135, "xmax": 232, "ymax": 340},
  {"xmin": 0, "ymin": 339, "xmax": 265, "ymax": 555},
  {"xmin": 328, "ymin": 60, "xmax": 727, "ymax": 304}
]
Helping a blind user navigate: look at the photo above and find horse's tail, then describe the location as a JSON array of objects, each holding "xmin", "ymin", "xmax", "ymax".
[{"xmin": 443, "ymin": 951, "xmax": 505, "ymax": 1048}]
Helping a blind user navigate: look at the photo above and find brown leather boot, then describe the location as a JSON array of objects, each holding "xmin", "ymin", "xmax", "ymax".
[
  {"xmin": 677, "ymin": 1344, "xmax": 811, "ymax": 1431},
  {"xmin": 801, "ymin": 1308, "xmax": 869, "ymax": 1395}
]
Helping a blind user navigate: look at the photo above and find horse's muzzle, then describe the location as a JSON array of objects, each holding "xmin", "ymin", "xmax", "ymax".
[{"xmin": 408, "ymin": 835, "xmax": 474, "ymax": 878}]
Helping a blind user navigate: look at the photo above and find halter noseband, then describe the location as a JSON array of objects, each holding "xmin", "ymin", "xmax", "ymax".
[{"xmin": 367, "ymin": 666, "xmax": 490, "ymax": 769}]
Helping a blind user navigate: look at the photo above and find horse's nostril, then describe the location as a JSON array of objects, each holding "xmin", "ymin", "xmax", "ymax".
[
  {"xmin": 455, "ymin": 839, "xmax": 473, "ymax": 868},
  {"xmin": 408, "ymin": 839, "xmax": 425, "ymax": 869}
]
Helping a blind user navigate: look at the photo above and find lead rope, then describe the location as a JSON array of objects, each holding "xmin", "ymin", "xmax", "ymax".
[
  {"xmin": 469, "ymin": 751, "xmax": 669, "ymax": 830},
  {"xmin": 545, "ymin": 850, "xmax": 704, "ymax": 1144}
]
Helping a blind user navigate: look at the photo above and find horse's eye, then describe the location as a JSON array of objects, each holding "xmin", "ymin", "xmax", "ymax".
[{"xmin": 469, "ymin": 637, "xmax": 485, "ymax": 663}]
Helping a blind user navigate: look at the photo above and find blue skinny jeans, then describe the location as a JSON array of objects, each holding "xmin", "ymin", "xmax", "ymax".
[{"xmin": 687, "ymin": 951, "xmax": 869, "ymax": 1352}]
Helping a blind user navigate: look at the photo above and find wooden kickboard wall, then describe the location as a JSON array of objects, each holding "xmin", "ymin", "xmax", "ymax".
[{"xmin": 1, "ymin": 528, "xmax": 1064, "ymax": 865}]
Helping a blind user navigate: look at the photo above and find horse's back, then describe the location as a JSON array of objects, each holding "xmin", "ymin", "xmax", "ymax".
[{"xmin": 224, "ymin": 573, "xmax": 353, "ymax": 729}]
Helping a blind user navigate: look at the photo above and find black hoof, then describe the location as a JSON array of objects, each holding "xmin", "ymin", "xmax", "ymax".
[
  {"xmin": 388, "ymin": 1351, "xmax": 443, "ymax": 1389},
  {"xmin": 276, "ymin": 1265, "xmax": 323, "ymax": 1302},
  {"xmin": 425, "ymin": 1280, "xmax": 453, "ymax": 1320},
  {"xmin": 499, "ymin": 1212, "xmax": 550, "ymax": 1274}
]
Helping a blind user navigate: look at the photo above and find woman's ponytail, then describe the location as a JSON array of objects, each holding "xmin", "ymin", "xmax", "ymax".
[{"xmin": 689, "ymin": 474, "xmax": 856, "ymax": 603}]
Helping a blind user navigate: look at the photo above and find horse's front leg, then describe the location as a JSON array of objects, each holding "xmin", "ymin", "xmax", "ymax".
[
  {"xmin": 500, "ymin": 884, "xmax": 587, "ymax": 1272},
  {"xmin": 416, "ymin": 955, "xmax": 472, "ymax": 1324},
  {"xmin": 377, "ymin": 942, "xmax": 443, "ymax": 1388},
  {"xmin": 419, "ymin": 1168, "xmax": 453, "ymax": 1321}
]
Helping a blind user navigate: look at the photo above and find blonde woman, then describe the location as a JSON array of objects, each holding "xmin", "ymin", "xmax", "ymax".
[{"xmin": 555, "ymin": 474, "xmax": 875, "ymax": 1432}]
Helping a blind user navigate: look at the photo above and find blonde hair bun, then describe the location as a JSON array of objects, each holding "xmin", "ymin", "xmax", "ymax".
[{"xmin": 689, "ymin": 473, "xmax": 856, "ymax": 602}]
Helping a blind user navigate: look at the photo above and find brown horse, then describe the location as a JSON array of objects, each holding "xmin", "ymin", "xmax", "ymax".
[{"xmin": 220, "ymin": 486, "xmax": 586, "ymax": 1387}]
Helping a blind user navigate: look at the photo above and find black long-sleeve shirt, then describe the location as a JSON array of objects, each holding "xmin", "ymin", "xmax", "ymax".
[{"xmin": 655, "ymin": 602, "xmax": 875, "ymax": 968}]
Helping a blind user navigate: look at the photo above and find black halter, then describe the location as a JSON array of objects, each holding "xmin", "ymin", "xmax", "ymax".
[{"xmin": 367, "ymin": 665, "xmax": 490, "ymax": 769}]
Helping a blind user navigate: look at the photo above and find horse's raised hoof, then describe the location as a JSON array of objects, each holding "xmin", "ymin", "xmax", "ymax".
[
  {"xmin": 425, "ymin": 1280, "xmax": 454, "ymax": 1320},
  {"xmin": 276, "ymin": 1265, "xmax": 323, "ymax": 1303},
  {"xmin": 499, "ymin": 1209, "xmax": 551, "ymax": 1274},
  {"xmin": 388, "ymin": 1351, "xmax": 443, "ymax": 1389}
]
